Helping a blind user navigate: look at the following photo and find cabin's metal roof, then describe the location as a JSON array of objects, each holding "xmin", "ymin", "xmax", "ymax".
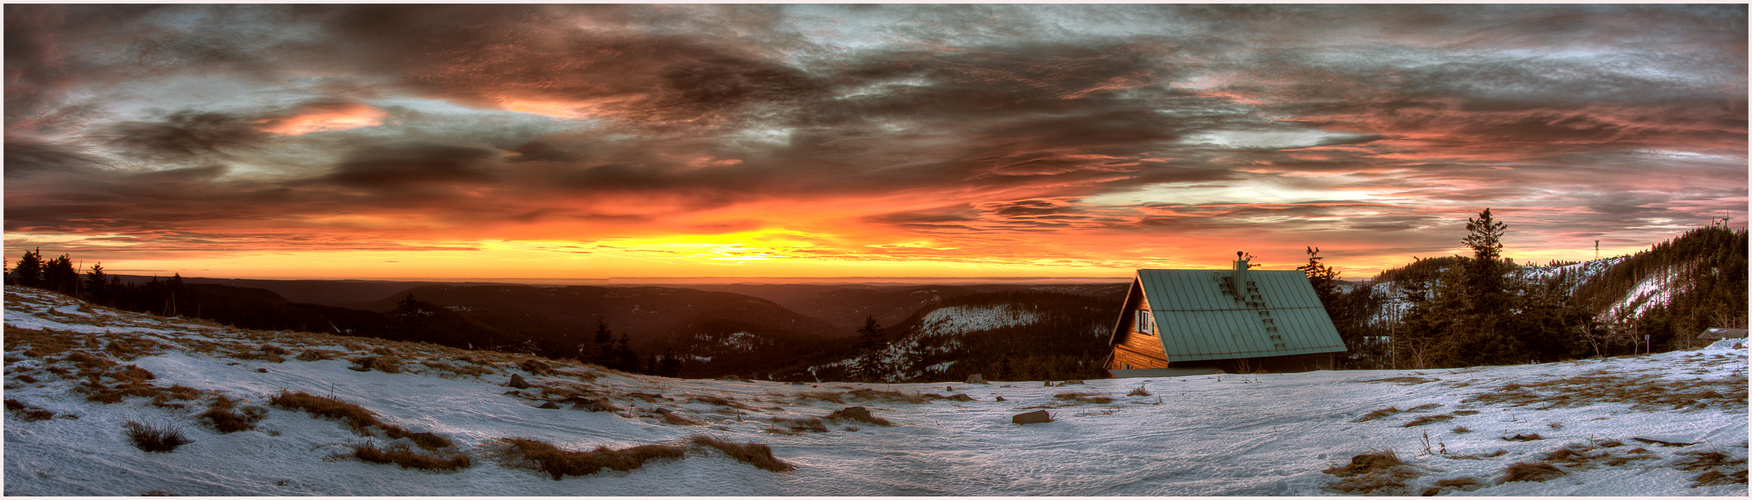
[{"xmin": 1137, "ymin": 269, "xmax": 1346, "ymax": 362}]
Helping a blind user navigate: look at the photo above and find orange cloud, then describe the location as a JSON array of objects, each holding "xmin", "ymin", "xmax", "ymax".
[{"xmin": 258, "ymin": 103, "xmax": 387, "ymax": 135}]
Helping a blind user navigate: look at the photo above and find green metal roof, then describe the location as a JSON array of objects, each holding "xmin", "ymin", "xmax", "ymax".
[{"xmin": 1136, "ymin": 269, "xmax": 1346, "ymax": 362}]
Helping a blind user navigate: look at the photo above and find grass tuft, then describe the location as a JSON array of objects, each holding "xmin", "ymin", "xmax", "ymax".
[
  {"xmin": 124, "ymin": 420, "xmax": 191, "ymax": 453},
  {"xmin": 1126, "ymin": 385, "xmax": 1151, "ymax": 397},
  {"xmin": 1501, "ymin": 433, "xmax": 1543, "ymax": 441}
]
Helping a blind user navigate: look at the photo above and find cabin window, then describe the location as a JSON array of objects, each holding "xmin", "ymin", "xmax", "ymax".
[{"xmin": 1136, "ymin": 310, "xmax": 1154, "ymax": 335}]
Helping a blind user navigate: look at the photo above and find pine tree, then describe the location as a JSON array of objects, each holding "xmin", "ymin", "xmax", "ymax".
[
  {"xmin": 43, "ymin": 254, "xmax": 77, "ymax": 295},
  {"xmin": 84, "ymin": 262, "xmax": 109, "ymax": 304},
  {"xmin": 13, "ymin": 248, "xmax": 43, "ymax": 287}
]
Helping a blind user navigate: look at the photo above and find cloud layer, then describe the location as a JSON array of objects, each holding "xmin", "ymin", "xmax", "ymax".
[{"xmin": 5, "ymin": 5, "xmax": 1746, "ymax": 278}]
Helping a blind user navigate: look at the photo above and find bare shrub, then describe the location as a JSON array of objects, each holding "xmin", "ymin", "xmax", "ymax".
[
  {"xmin": 124, "ymin": 420, "xmax": 191, "ymax": 453},
  {"xmin": 498, "ymin": 438, "xmax": 686, "ymax": 480},
  {"xmin": 350, "ymin": 442, "xmax": 471, "ymax": 471},
  {"xmin": 689, "ymin": 435, "xmax": 794, "ymax": 472},
  {"xmin": 1126, "ymin": 385, "xmax": 1151, "ymax": 397}
]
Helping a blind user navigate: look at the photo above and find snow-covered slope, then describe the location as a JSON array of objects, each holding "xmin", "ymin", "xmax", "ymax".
[{"xmin": 5, "ymin": 287, "xmax": 1746, "ymax": 495}]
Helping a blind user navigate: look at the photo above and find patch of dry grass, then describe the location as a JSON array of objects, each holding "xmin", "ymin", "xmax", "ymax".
[
  {"xmin": 350, "ymin": 442, "xmax": 472, "ymax": 472},
  {"xmin": 1501, "ymin": 461, "xmax": 1566, "ymax": 482},
  {"xmin": 767, "ymin": 417, "xmax": 827, "ymax": 435},
  {"xmin": 5, "ymin": 399, "xmax": 57, "ymax": 421},
  {"xmin": 1465, "ymin": 371, "xmax": 1748, "ymax": 412},
  {"xmin": 1674, "ymin": 450, "xmax": 1748, "ymax": 471},
  {"xmin": 497, "ymin": 438, "xmax": 687, "ymax": 480},
  {"xmin": 1357, "ymin": 407, "xmax": 1404, "ymax": 422},
  {"xmin": 81, "ymin": 379, "xmax": 205, "ymax": 405},
  {"xmin": 198, "ymin": 395, "xmax": 266, "ymax": 433},
  {"xmin": 1501, "ymin": 433, "xmax": 1543, "ymax": 441},
  {"xmin": 688, "ymin": 435, "xmax": 794, "ymax": 472},
  {"xmin": 348, "ymin": 355, "xmax": 402, "ymax": 373},
  {"xmin": 1052, "ymin": 392, "xmax": 1114, "ymax": 405},
  {"xmin": 650, "ymin": 408, "xmax": 698, "ymax": 426},
  {"xmin": 1356, "ymin": 376, "xmax": 1437, "ymax": 385},
  {"xmin": 1323, "ymin": 450, "xmax": 1420, "ymax": 495},
  {"xmin": 1403, "ymin": 414, "xmax": 1455, "ymax": 427},
  {"xmin": 1692, "ymin": 469, "xmax": 1749, "ymax": 488},
  {"xmin": 295, "ymin": 349, "xmax": 338, "ymax": 362},
  {"xmin": 269, "ymin": 390, "xmax": 452, "ymax": 449},
  {"xmin": 824, "ymin": 406, "xmax": 892, "ymax": 426}
]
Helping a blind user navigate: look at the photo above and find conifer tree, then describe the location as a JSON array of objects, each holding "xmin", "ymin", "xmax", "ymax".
[{"xmin": 852, "ymin": 315, "xmax": 889, "ymax": 382}]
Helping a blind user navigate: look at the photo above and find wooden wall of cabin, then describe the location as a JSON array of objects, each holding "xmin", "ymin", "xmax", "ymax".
[
  {"xmin": 1108, "ymin": 283, "xmax": 1168, "ymax": 370},
  {"xmin": 1169, "ymin": 352, "xmax": 1337, "ymax": 374}
]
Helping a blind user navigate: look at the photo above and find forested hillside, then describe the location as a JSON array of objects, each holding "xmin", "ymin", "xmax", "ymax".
[{"xmin": 1309, "ymin": 220, "xmax": 1747, "ymax": 370}]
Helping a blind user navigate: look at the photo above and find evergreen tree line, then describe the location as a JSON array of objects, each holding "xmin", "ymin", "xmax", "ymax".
[
  {"xmin": 5, "ymin": 250, "xmax": 684, "ymax": 377},
  {"xmin": 7, "ymin": 248, "xmax": 196, "ymax": 316},
  {"xmin": 1301, "ymin": 211, "xmax": 1748, "ymax": 370}
]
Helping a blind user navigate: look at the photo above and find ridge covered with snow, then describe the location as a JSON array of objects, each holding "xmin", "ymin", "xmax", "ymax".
[{"xmin": 4, "ymin": 286, "xmax": 1746, "ymax": 495}]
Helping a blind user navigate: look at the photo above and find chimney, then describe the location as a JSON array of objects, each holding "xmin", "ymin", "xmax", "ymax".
[{"xmin": 1233, "ymin": 251, "xmax": 1249, "ymax": 284}]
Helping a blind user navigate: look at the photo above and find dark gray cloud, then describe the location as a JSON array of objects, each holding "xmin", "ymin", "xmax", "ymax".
[{"xmin": 2, "ymin": 4, "xmax": 1744, "ymax": 271}]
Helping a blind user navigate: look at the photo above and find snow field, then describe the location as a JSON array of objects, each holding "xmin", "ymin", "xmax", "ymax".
[{"xmin": 4, "ymin": 286, "xmax": 1747, "ymax": 495}]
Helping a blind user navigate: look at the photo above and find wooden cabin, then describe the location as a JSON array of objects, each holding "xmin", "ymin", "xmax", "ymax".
[{"xmin": 1104, "ymin": 256, "xmax": 1347, "ymax": 377}]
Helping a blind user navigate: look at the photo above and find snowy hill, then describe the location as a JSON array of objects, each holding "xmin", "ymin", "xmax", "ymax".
[
  {"xmin": 4, "ymin": 286, "xmax": 1746, "ymax": 495},
  {"xmin": 791, "ymin": 291, "xmax": 1117, "ymax": 382}
]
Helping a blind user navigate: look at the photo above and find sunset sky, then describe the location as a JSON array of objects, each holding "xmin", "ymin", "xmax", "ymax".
[{"xmin": 5, "ymin": 4, "xmax": 1746, "ymax": 281}]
